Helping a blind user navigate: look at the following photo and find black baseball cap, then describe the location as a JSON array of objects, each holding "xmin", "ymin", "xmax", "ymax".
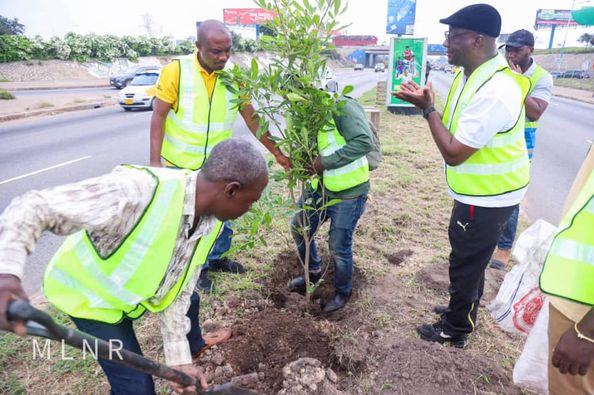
[
  {"xmin": 439, "ymin": 3, "xmax": 502, "ymax": 38},
  {"xmin": 504, "ymin": 29, "xmax": 535, "ymax": 48}
]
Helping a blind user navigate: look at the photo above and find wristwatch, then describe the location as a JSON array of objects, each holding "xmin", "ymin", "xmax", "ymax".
[{"xmin": 422, "ymin": 106, "xmax": 436, "ymax": 119}]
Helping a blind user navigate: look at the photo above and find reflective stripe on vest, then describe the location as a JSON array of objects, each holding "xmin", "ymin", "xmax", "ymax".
[
  {"xmin": 442, "ymin": 55, "xmax": 531, "ymax": 197},
  {"xmin": 524, "ymin": 64, "xmax": 548, "ymax": 159},
  {"xmin": 540, "ymin": 170, "xmax": 594, "ymax": 305},
  {"xmin": 317, "ymin": 120, "xmax": 369, "ymax": 192},
  {"xmin": 43, "ymin": 166, "xmax": 223, "ymax": 323},
  {"xmin": 161, "ymin": 55, "xmax": 239, "ymax": 170}
]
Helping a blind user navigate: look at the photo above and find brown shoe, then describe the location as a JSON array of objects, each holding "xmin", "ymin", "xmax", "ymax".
[
  {"xmin": 193, "ymin": 327, "xmax": 232, "ymax": 357},
  {"xmin": 490, "ymin": 248, "xmax": 511, "ymax": 270}
]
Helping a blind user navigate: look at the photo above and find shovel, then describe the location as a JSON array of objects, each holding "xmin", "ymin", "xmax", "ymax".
[{"xmin": 5, "ymin": 300, "xmax": 258, "ymax": 395}]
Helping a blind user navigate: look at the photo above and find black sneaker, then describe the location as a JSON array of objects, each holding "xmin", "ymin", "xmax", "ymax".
[
  {"xmin": 197, "ymin": 270, "xmax": 213, "ymax": 293},
  {"xmin": 433, "ymin": 305, "xmax": 449, "ymax": 315},
  {"xmin": 416, "ymin": 321, "xmax": 468, "ymax": 348},
  {"xmin": 288, "ymin": 272, "xmax": 322, "ymax": 294},
  {"xmin": 209, "ymin": 258, "xmax": 246, "ymax": 274}
]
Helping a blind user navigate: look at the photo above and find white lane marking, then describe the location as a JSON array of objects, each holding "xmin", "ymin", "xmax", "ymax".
[{"xmin": 0, "ymin": 156, "xmax": 92, "ymax": 185}]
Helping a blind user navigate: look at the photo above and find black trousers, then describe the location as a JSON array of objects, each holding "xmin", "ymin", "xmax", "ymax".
[{"xmin": 442, "ymin": 200, "xmax": 517, "ymax": 336}]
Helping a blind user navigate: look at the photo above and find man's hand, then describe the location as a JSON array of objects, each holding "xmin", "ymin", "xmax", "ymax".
[
  {"xmin": 552, "ymin": 324, "xmax": 594, "ymax": 375},
  {"xmin": 392, "ymin": 81, "xmax": 435, "ymax": 111},
  {"xmin": 169, "ymin": 364, "xmax": 207, "ymax": 394},
  {"xmin": 312, "ymin": 157, "xmax": 324, "ymax": 175},
  {"xmin": 274, "ymin": 153, "xmax": 291, "ymax": 171},
  {"xmin": 508, "ymin": 61, "xmax": 522, "ymax": 74},
  {"xmin": 0, "ymin": 274, "xmax": 28, "ymax": 336}
]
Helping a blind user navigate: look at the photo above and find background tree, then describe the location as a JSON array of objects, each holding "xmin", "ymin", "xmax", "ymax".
[
  {"xmin": 222, "ymin": 0, "xmax": 350, "ymax": 305},
  {"xmin": 0, "ymin": 15, "xmax": 25, "ymax": 35},
  {"xmin": 578, "ymin": 32, "xmax": 594, "ymax": 46}
]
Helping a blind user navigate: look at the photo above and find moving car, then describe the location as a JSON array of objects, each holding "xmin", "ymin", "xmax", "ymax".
[
  {"xmin": 110, "ymin": 65, "xmax": 160, "ymax": 89},
  {"xmin": 354, "ymin": 63, "xmax": 364, "ymax": 71},
  {"xmin": 318, "ymin": 67, "xmax": 339, "ymax": 92},
  {"xmin": 118, "ymin": 69, "xmax": 161, "ymax": 111},
  {"xmin": 561, "ymin": 70, "xmax": 590, "ymax": 79},
  {"xmin": 374, "ymin": 63, "xmax": 385, "ymax": 72}
]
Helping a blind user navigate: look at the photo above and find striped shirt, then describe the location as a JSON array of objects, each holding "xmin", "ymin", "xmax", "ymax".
[{"xmin": 0, "ymin": 165, "xmax": 216, "ymax": 366}]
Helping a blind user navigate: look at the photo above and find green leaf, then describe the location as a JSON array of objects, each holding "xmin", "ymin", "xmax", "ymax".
[
  {"xmin": 287, "ymin": 92, "xmax": 306, "ymax": 102},
  {"xmin": 341, "ymin": 84, "xmax": 354, "ymax": 96}
]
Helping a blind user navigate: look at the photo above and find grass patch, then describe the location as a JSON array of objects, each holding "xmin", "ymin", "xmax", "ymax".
[
  {"xmin": 357, "ymin": 87, "xmax": 377, "ymax": 106},
  {"xmin": 35, "ymin": 102, "xmax": 54, "ymax": 109},
  {"xmin": 0, "ymin": 89, "xmax": 15, "ymax": 100},
  {"xmin": 553, "ymin": 77, "xmax": 594, "ymax": 92}
]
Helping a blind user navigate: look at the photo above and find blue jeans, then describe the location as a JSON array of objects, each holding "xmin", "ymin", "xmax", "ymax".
[
  {"xmin": 496, "ymin": 205, "xmax": 519, "ymax": 251},
  {"xmin": 291, "ymin": 190, "xmax": 367, "ymax": 295},
  {"xmin": 204, "ymin": 221, "xmax": 234, "ymax": 270},
  {"xmin": 70, "ymin": 292, "xmax": 205, "ymax": 395}
]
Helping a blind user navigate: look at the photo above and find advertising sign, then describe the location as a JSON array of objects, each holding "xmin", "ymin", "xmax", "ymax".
[
  {"xmin": 223, "ymin": 8, "xmax": 275, "ymax": 25},
  {"xmin": 386, "ymin": 0, "xmax": 417, "ymax": 35},
  {"xmin": 386, "ymin": 37, "xmax": 427, "ymax": 108},
  {"xmin": 535, "ymin": 9, "xmax": 578, "ymax": 26}
]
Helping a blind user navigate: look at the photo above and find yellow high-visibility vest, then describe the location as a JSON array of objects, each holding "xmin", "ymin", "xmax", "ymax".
[
  {"xmin": 43, "ymin": 166, "xmax": 222, "ymax": 323},
  {"xmin": 540, "ymin": 169, "xmax": 594, "ymax": 305},
  {"xmin": 443, "ymin": 55, "xmax": 531, "ymax": 196},
  {"xmin": 161, "ymin": 55, "xmax": 239, "ymax": 170}
]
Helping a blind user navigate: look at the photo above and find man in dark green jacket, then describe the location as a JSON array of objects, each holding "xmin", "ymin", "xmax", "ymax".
[{"xmin": 289, "ymin": 96, "xmax": 373, "ymax": 313}]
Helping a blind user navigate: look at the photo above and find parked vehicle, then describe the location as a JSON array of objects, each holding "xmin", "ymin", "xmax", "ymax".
[
  {"xmin": 110, "ymin": 65, "xmax": 160, "ymax": 89},
  {"xmin": 317, "ymin": 67, "xmax": 339, "ymax": 92},
  {"xmin": 118, "ymin": 69, "xmax": 161, "ymax": 111},
  {"xmin": 550, "ymin": 70, "xmax": 564, "ymax": 78},
  {"xmin": 354, "ymin": 63, "xmax": 364, "ymax": 71},
  {"xmin": 374, "ymin": 63, "xmax": 386, "ymax": 72},
  {"xmin": 561, "ymin": 70, "xmax": 590, "ymax": 79}
]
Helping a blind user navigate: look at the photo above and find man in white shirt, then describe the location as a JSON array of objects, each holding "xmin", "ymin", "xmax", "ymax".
[
  {"xmin": 394, "ymin": 4, "xmax": 530, "ymax": 347},
  {"xmin": 491, "ymin": 29, "xmax": 554, "ymax": 269}
]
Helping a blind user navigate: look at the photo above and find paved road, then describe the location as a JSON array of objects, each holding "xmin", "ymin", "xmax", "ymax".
[
  {"xmin": 0, "ymin": 69, "xmax": 385, "ymax": 295},
  {"xmin": 429, "ymin": 70, "xmax": 594, "ymax": 225}
]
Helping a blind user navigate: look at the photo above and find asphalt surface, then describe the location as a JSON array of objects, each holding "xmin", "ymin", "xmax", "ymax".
[
  {"xmin": 429, "ymin": 70, "xmax": 594, "ymax": 225},
  {"xmin": 0, "ymin": 68, "xmax": 385, "ymax": 295}
]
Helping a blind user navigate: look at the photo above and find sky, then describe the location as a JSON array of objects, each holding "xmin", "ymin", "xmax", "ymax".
[{"xmin": 0, "ymin": 0, "xmax": 587, "ymax": 46}]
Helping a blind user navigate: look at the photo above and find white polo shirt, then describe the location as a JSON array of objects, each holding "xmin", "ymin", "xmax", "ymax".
[{"xmin": 445, "ymin": 58, "xmax": 526, "ymax": 207}]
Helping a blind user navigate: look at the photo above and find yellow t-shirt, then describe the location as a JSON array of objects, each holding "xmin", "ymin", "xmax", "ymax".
[{"xmin": 154, "ymin": 51, "xmax": 220, "ymax": 111}]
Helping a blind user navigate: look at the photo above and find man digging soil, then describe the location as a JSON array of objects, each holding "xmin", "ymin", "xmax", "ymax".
[{"xmin": 0, "ymin": 139, "xmax": 268, "ymax": 395}]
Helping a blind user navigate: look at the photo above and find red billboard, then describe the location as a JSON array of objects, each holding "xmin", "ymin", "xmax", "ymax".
[{"xmin": 223, "ymin": 8, "xmax": 275, "ymax": 25}]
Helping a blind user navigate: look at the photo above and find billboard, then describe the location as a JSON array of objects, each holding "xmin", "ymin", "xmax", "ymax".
[
  {"xmin": 535, "ymin": 9, "xmax": 578, "ymax": 26},
  {"xmin": 223, "ymin": 8, "xmax": 275, "ymax": 25},
  {"xmin": 386, "ymin": 37, "xmax": 427, "ymax": 107},
  {"xmin": 386, "ymin": 0, "xmax": 416, "ymax": 35}
]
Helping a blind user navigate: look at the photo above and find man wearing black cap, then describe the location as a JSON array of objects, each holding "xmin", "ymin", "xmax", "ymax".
[
  {"xmin": 394, "ymin": 4, "xmax": 531, "ymax": 348},
  {"xmin": 491, "ymin": 29, "xmax": 553, "ymax": 270}
]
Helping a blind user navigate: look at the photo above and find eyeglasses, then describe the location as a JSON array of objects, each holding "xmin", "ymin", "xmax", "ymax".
[{"xmin": 444, "ymin": 31, "xmax": 479, "ymax": 42}]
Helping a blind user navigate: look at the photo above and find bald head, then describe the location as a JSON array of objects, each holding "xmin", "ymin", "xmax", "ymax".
[
  {"xmin": 201, "ymin": 138, "xmax": 268, "ymax": 186},
  {"xmin": 197, "ymin": 20, "xmax": 231, "ymax": 45},
  {"xmin": 195, "ymin": 20, "xmax": 232, "ymax": 73}
]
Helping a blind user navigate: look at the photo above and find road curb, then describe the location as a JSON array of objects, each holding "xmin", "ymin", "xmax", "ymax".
[
  {"xmin": 0, "ymin": 100, "xmax": 116, "ymax": 123},
  {"xmin": 553, "ymin": 92, "xmax": 594, "ymax": 105},
  {"xmin": 1, "ymin": 83, "xmax": 111, "ymax": 91}
]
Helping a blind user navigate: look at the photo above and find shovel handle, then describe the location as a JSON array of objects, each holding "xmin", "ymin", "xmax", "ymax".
[{"xmin": 7, "ymin": 300, "xmax": 195, "ymax": 388}]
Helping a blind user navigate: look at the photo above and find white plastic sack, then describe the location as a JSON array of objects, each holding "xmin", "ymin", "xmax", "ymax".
[
  {"xmin": 513, "ymin": 300, "xmax": 549, "ymax": 394},
  {"xmin": 487, "ymin": 219, "xmax": 557, "ymax": 334}
]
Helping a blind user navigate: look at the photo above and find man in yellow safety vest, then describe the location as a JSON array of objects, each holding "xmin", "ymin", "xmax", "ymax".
[{"xmin": 0, "ymin": 139, "xmax": 268, "ymax": 395}]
